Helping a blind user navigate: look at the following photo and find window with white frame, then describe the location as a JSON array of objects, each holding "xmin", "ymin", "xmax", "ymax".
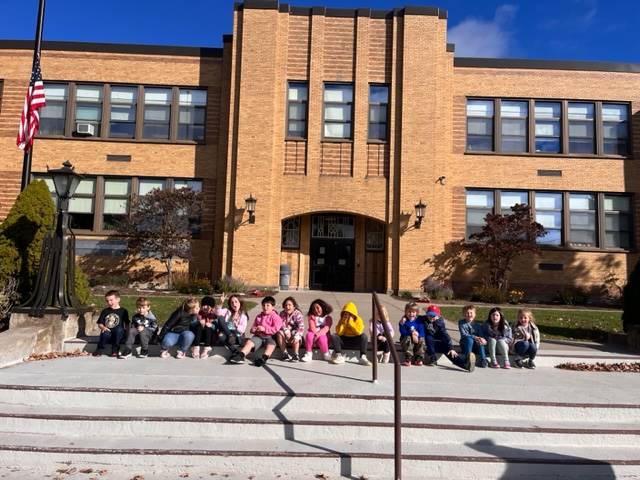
[
  {"xmin": 40, "ymin": 84, "xmax": 67, "ymax": 136},
  {"xmin": 323, "ymin": 84, "xmax": 353, "ymax": 139},
  {"xmin": 466, "ymin": 190, "xmax": 494, "ymax": 238},
  {"xmin": 138, "ymin": 178, "xmax": 165, "ymax": 196},
  {"xmin": 602, "ymin": 104, "xmax": 629, "ymax": 156},
  {"xmin": 500, "ymin": 100, "xmax": 528, "ymax": 153},
  {"xmin": 534, "ymin": 101, "xmax": 561, "ymax": 153},
  {"xmin": 143, "ymin": 88, "xmax": 172, "ymax": 139},
  {"xmin": 604, "ymin": 195, "xmax": 632, "ymax": 249},
  {"xmin": 103, "ymin": 179, "xmax": 131, "ymax": 230},
  {"xmin": 75, "ymin": 85, "xmax": 103, "ymax": 136},
  {"xmin": 287, "ymin": 82, "xmax": 308, "ymax": 139},
  {"xmin": 569, "ymin": 193, "xmax": 596, "ymax": 247},
  {"xmin": 567, "ymin": 102, "xmax": 595, "ymax": 154},
  {"xmin": 109, "ymin": 86, "xmax": 137, "ymax": 139},
  {"xmin": 535, "ymin": 192, "xmax": 563, "ymax": 246},
  {"xmin": 368, "ymin": 85, "xmax": 389, "ymax": 141},
  {"xmin": 500, "ymin": 190, "xmax": 528, "ymax": 215},
  {"xmin": 178, "ymin": 89, "xmax": 207, "ymax": 142},
  {"xmin": 466, "ymin": 99, "xmax": 494, "ymax": 152}
]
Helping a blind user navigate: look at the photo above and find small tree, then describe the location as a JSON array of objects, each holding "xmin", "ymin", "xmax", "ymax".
[
  {"xmin": 117, "ymin": 188, "xmax": 203, "ymax": 289},
  {"xmin": 463, "ymin": 203, "xmax": 546, "ymax": 292}
]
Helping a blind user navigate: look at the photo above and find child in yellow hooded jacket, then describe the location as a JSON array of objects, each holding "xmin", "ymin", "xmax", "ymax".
[{"xmin": 330, "ymin": 302, "xmax": 371, "ymax": 366}]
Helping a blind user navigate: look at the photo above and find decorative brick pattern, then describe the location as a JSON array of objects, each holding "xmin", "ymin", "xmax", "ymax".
[
  {"xmin": 366, "ymin": 143, "xmax": 389, "ymax": 177},
  {"xmin": 284, "ymin": 140, "xmax": 307, "ymax": 174},
  {"xmin": 323, "ymin": 17, "xmax": 355, "ymax": 80},
  {"xmin": 287, "ymin": 15, "xmax": 310, "ymax": 79},
  {"xmin": 320, "ymin": 142, "xmax": 352, "ymax": 176},
  {"xmin": 368, "ymin": 18, "xmax": 393, "ymax": 83}
]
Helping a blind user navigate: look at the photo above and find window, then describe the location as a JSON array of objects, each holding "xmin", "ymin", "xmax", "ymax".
[
  {"xmin": 281, "ymin": 217, "xmax": 300, "ymax": 249},
  {"xmin": 602, "ymin": 104, "xmax": 628, "ymax": 156},
  {"xmin": 500, "ymin": 100, "xmax": 527, "ymax": 153},
  {"xmin": 174, "ymin": 179, "xmax": 203, "ymax": 192},
  {"xmin": 143, "ymin": 88, "xmax": 172, "ymax": 139},
  {"xmin": 138, "ymin": 178, "xmax": 165, "ymax": 196},
  {"xmin": 569, "ymin": 193, "xmax": 596, "ymax": 247},
  {"xmin": 368, "ymin": 85, "xmax": 389, "ymax": 141},
  {"xmin": 103, "ymin": 179, "xmax": 130, "ymax": 230},
  {"xmin": 365, "ymin": 219, "xmax": 385, "ymax": 251},
  {"xmin": 604, "ymin": 195, "xmax": 631, "ymax": 249},
  {"xmin": 500, "ymin": 191, "xmax": 528, "ymax": 214},
  {"xmin": 466, "ymin": 190, "xmax": 494, "ymax": 238},
  {"xmin": 75, "ymin": 85, "xmax": 103, "ymax": 136},
  {"xmin": 568, "ymin": 102, "xmax": 595, "ymax": 154},
  {"xmin": 534, "ymin": 101, "xmax": 561, "ymax": 153},
  {"xmin": 287, "ymin": 82, "xmax": 308, "ymax": 139},
  {"xmin": 178, "ymin": 89, "xmax": 207, "ymax": 142},
  {"xmin": 535, "ymin": 192, "xmax": 563, "ymax": 246},
  {"xmin": 40, "ymin": 84, "xmax": 67, "ymax": 135},
  {"xmin": 466, "ymin": 99, "xmax": 494, "ymax": 152},
  {"xmin": 35, "ymin": 175, "xmax": 95, "ymax": 231},
  {"xmin": 109, "ymin": 86, "xmax": 137, "ymax": 139},
  {"xmin": 323, "ymin": 84, "xmax": 353, "ymax": 139}
]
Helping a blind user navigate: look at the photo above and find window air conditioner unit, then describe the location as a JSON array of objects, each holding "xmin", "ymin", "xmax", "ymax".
[{"xmin": 76, "ymin": 122, "xmax": 95, "ymax": 136}]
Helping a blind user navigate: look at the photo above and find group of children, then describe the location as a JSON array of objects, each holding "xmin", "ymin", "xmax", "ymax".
[{"xmin": 93, "ymin": 290, "xmax": 540, "ymax": 371}]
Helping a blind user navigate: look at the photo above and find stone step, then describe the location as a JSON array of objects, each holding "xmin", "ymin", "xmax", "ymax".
[
  {"xmin": 1, "ymin": 433, "xmax": 638, "ymax": 479},
  {"xmin": 0, "ymin": 404, "xmax": 638, "ymax": 448},
  {"xmin": 62, "ymin": 336, "xmax": 640, "ymax": 367}
]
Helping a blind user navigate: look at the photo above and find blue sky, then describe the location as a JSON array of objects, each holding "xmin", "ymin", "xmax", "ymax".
[{"xmin": 2, "ymin": 0, "xmax": 639, "ymax": 62}]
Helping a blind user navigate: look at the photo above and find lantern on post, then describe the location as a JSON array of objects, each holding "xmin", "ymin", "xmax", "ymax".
[
  {"xmin": 245, "ymin": 194, "xmax": 257, "ymax": 224},
  {"xmin": 414, "ymin": 200, "xmax": 426, "ymax": 229}
]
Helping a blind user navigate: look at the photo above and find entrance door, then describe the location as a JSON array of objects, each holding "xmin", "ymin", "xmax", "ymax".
[{"xmin": 309, "ymin": 214, "xmax": 355, "ymax": 291}]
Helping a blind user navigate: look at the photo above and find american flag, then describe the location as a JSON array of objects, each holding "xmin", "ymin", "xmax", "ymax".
[{"xmin": 16, "ymin": 53, "xmax": 46, "ymax": 151}]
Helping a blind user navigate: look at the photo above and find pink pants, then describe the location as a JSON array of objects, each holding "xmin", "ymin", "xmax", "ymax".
[{"xmin": 305, "ymin": 332, "xmax": 329, "ymax": 353}]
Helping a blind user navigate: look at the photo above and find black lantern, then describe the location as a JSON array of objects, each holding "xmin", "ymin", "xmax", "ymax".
[
  {"xmin": 245, "ymin": 194, "xmax": 257, "ymax": 224},
  {"xmin": 23, "ymin": 161, "xmax": 85, "ymax": 318},
  {"xmin": 414, "ymin": 200, "xmax": 426, "ymax": 229}
]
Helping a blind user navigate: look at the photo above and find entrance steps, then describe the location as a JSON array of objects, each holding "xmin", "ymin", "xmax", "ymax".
[{"xmin": 0, "ymin": 356, "xmax": 639, "ymax": 478}]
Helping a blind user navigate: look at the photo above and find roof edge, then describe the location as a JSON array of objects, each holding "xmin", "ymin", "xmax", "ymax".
[{"xmin": 454, "ymin": 57, "xmax": 640, "ymax": 73}]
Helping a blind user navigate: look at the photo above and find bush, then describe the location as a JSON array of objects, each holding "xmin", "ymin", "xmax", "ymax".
[
  {"xmin": 88, "ymin": 273, "xmax": 130, "ymax": 288},
  {"xmin": 0, "ymin": 237, "xmax": 19, "ymax": 283},
  {"xmin": 470, "ymin": 286, "xmax": 507, "ymax": 304},
  {"xmin": 508, "ymin": 288, "xmax": 525, "ymax": 304},
  {"xmin": 422, "ymin": 277, "xmax": 454, "ymax": 301},
  {"xmin": 214, "ymin": 275, "xmax": 247, "ymax": 295},
  {"xmin": 399, "ymin": 290, "xmax": 413, "ymax": 300},
  {"xmin": 74, "ymin": 267, "xmax": 91, "ymax": 305},
  {"xmin": 622, "ymin": 260, "xmax": 640, "ymax": 332},
  {"xmin": 0, "ymin": 180, "xmax": 55, "ymax": 300},
  {"xmin": 176, "ymin": 278, "xmax": 213, "ymax": 295},
  {"xmin": 555, "ymin": 286, "xmax": 589, "ymax": 306}
]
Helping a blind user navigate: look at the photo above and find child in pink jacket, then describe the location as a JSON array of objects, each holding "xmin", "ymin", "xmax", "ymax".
[
  {"xmin": 302, "ymin": 299, "xmax": 333, "ymax": 362},
  {"xmin": 229, "ymin": 296, "xmax": 282, "ymax": 367}
]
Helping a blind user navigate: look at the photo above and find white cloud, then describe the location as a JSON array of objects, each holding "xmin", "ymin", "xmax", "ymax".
[{"xmin": 448, "ymin": 5, "xmax": 517, "ymax": 58}]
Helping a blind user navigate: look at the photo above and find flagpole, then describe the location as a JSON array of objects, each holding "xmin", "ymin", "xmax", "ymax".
[{"xmin": 20, "ymin": 0, "xmax": 47, "ymax": 192}]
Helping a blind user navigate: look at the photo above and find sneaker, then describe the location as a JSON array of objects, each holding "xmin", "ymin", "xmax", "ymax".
[
  {"xmin": 280, "ymin": 352, "xmax": 292, "ymax": 362},
  {"xmin": 382, "ymin": 352, "xmax": 391, "ymax": 363},
  {"xmin": 402, "ymin": 360, "xmax": 412, "ymax": 367},
  {"xmin": 110, "ymin": 350, "xmax": 119, "ymax": 358},
  {"xmin": 160, "ymin": 350, "xmax": 171, "ymax": 359},
  {"xmin": 359, "ymin": 354, "xmax": 372, "ymax": 366},
  {"xmin": 414, "ymin": 359, "xmax": 424, "ymax": 366},
  {"xmin": 301, "ymin": 351, "xmax": 313, "ymax": 362},
  {"xmin": 191, "ymin": 347, "xmax": 200, "ymax": 359},
  {"xmin": 201, "ymin": 347, "xmax": 212, "ymax": 359},
  {"xmin": 139, "ymin": 349, "xmax": 148, "ymax": 358},
  {"xmin": 323, "ymin": 352, "xmax": 332, "ymax": 362},
  {"xmin": 489, "ymin": 361, "xmax": 500, "ymax": 368},
  {"xmin": 176, "ymin": 350, "xmax": 186, "ymax": 359},
  {"xmin": 514, "ymin": 357, "xmax": 524, "ymax": 368},
  {"xmin": 254, "ymin": 355, "xmax": 269, "ymax": 367},
  {"xmin": 290, "ymin": 353, "xmax": 300, "ymax": 362},
  {"xmin": 503, "ymin": 360, "xmax": 511, "ymax": 369},
  {"xmin": 426, "ymin": 355, "xmax": 438, "ymax": 366},
  {"xmin": 120, "ymin": 348, "xmax": 132, "ymax": 359},
  {"xmin": 525, "ymin": 359, "xmax": 536, "ymax": 370},
  {"xmin": 479, "ymin": 358, "xmax": 489, "ymax": 368},
  {"xmin": 465, "ymin": 352, "xmax": 476, "ymax": 372},
  {"xmin": 330, "ymin": 353, "xmax": 345, "ymax": 364},
  {"xmin": 229, "ymin": 351, "xmax": 245, "ymax": 364},
  {"xmin": 92, "ymin": 349, "xmax": 103, "ymax": 357}
]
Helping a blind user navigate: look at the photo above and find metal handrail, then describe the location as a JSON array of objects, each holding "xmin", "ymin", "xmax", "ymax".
[{"xmin": 371, "ymin": 291, "xmax": 401, "ymax": 480}]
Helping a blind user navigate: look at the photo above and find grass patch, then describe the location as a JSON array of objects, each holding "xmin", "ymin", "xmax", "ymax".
[
  {"xmin": 438, "ymin": 306, "xmax": 622, "ymax": 342},
  {"xmin": 89, "ymin": 295, "xmax": 257, "ymax": 326}
]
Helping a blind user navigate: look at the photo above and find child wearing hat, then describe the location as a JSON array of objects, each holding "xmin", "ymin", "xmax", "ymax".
[{"xmin": 422, "ymin": 304, "xmax": 475, "ymax": 372}]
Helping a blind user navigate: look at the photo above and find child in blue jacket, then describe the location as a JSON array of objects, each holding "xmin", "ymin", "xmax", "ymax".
[
  {"xmin": 423, "ymin": 305, "xmax": 474, "ymax": 372},
  {"xmin": 458, "ymin": 304, "xmax": 488, "ymax": 368},
  {"xmin": 399, "ymin": 302, "xmax": 426, "ymax": 366}
]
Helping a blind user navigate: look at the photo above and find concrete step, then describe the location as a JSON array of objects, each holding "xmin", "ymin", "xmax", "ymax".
[
  {"xmin": 1, "ymin": 432, "xmax": 638, "ymax": 479},
  {"xmin": 63, "ymin": 336, "xmax": 640, "ymax": 367},
  {"xmin": 0, "ymin": 404, "xmax": 638, "ymax": 448}
]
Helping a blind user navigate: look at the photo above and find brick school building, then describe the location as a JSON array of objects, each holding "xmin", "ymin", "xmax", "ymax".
[{"xmin": 0, "ymin": 0, "xmax": 638, "ymax": 298}]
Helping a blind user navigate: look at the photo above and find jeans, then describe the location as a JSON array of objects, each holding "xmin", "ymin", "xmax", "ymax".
[
  {"xmin": 487, "ymin": 338, "xmax": 509, "ymax": 363},
  {"xmin": 161, "ymin": 331, "xmax": 196, "ymax": 353},
  {"xmin": 514, "ymin": 340, "xmax": 538, "ymax": 360},
  {"xmin": 97, "ymin": 326, "xmax": 125, "ymax": 352},
  {"xmin": 331, "ymin": 333, "xmax": 368, "ymax": 356},
  {"xmin": 424, "ymin": 336, "xmax": 466, "ymax": 369},
  {"xmin": 125, "ymin": 327, "xmax": 154, "ymax": 350},
  {"xmin": 460, "ymin": 336, "xmax": 487, "ymax": 363}
]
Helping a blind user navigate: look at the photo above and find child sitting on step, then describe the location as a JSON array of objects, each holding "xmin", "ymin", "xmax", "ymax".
[
  {"xmin": 158, "ymin": 297, "xmax": 199, "ymax": 359},
  {"xmin": 276, "ymin": 296, "xmax": 305, "ymax": 362},
  {"xmin": 229, "ymin": 296, "xmax": 282, "ymax": 367},
  {"xmin": 370, "ymin": 305, "xmax": 394, "ymax": 363},
  {"xmin": 190, "ymin": 296, "xmax": 218, "ymax": 359},
  {"xmin": 483, "ymin": 307, "xmax": 513, "ymax": 369},
  {"xmin": 93, "ymin": 289, "xmax": 129, "ymax": 358},
  {"xmin": 399, "ymin": 302, "xmax": 426, "ymax": 366},
  {"xmin": 511, "ymin": 308, "xmax": 540, "ymax": 369},
  {"xmin": 302, "ymin": 299, "xmax": 333, "ymax": 362},
  {"xmin": 423, "ymin": 305, "xmax": 474, "ymax": 372},
  {"xmin": 330, "ymin": 302, "xmax": 371, "ymax": 366},
  {"xmin": 458, "ymin": 304, "xmax": 489, "ymax": 368},
  {"xmin": 121, "ymin": 297, "xmax": 157, "ymax": 359},
  {"xmin": 215, "ymin": 294, "xmax": 248, "ymax": 353}
]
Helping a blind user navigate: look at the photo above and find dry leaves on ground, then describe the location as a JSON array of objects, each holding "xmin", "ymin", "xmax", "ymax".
[
  {"xmin": 25, "ymin": 350, "xmax": 89, "ymax": 362},
  {"xmin": 556, "ymin": 362, "xmax": 640, "ymax": 372}
]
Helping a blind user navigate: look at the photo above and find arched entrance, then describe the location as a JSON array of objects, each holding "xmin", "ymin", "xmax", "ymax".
[{"xmin": 310, "ymin": 214, "xmax": 355, "ymax": 291}]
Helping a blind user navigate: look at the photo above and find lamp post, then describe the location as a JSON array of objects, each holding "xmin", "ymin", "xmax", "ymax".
[
  {"xmin": 24, "ymin": 161, "xmax": 85, "ymax": 318},
  {"xmin": 414, "ymin": 200, "xmax": 426, "ymax": 229},
  {"xmin": 245, "ymin": 194, "xmax": 257, "ymax": 224}
]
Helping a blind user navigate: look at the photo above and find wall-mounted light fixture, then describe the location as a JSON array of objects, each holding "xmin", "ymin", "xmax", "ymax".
[
  {"xmin": 245, "ymin": 194, "xmax": 257, "ymax": 224},
  {"xmin": 414, "ymin": 199, "xmax": 426, "ymax": 229},
  {"xmin": 437, "ymin": 175, "xmax": 447, "ymax": 185}
]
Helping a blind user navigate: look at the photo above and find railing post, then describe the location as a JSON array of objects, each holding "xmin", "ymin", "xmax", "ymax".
[{"xmin": 372, "ymin": 294, "xmax": 378, "ymax": 383}]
